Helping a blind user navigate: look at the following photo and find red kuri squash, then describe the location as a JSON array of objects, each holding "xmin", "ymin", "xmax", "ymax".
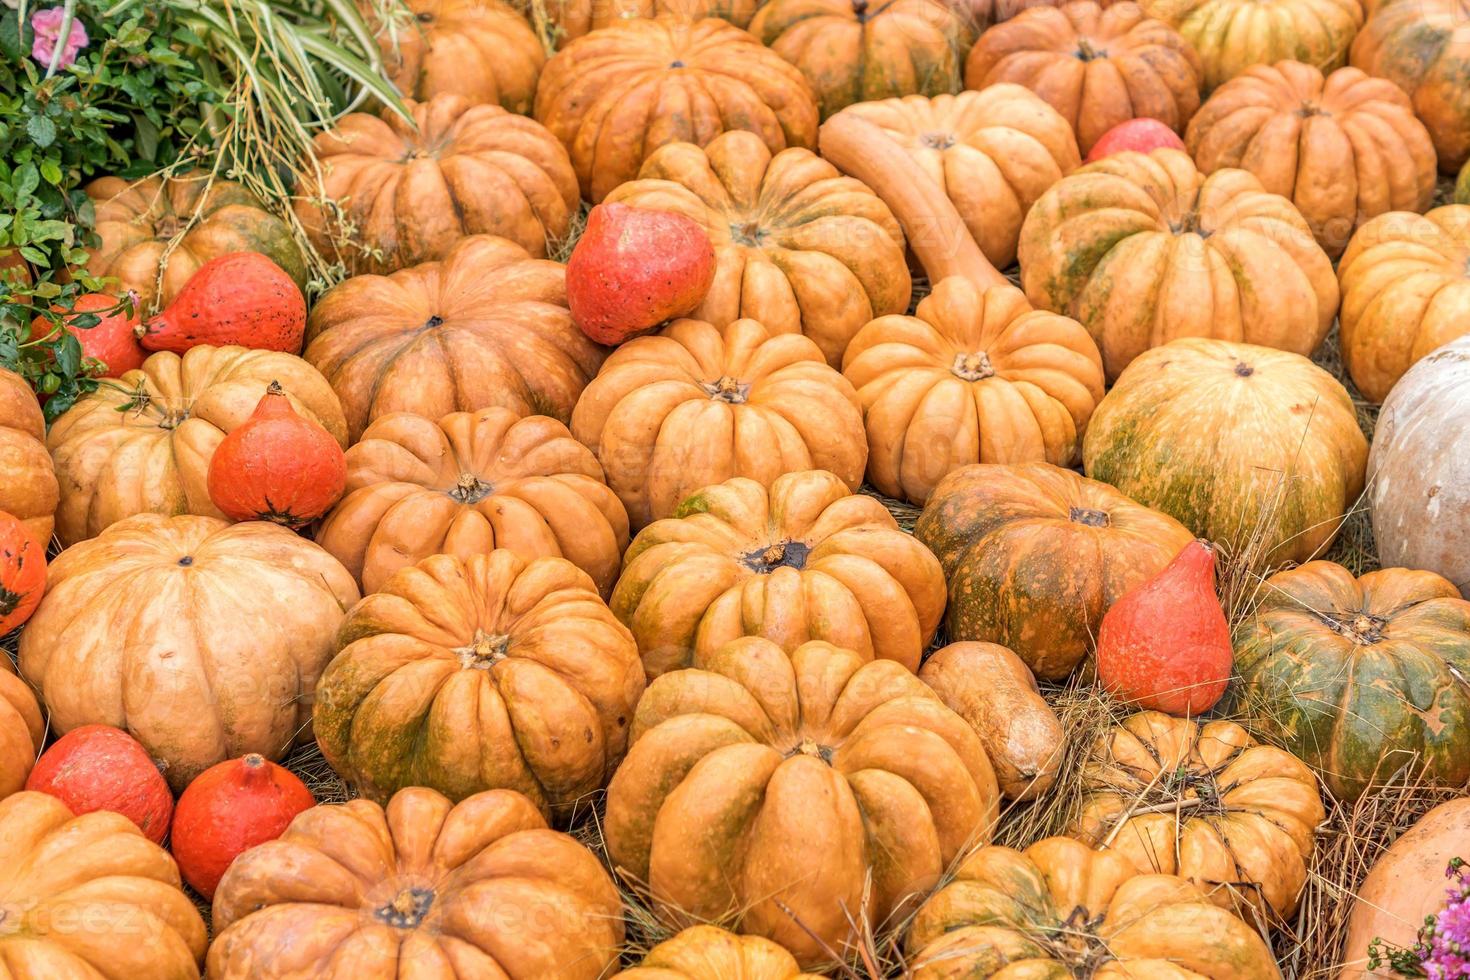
[
  {"xmin": 137, "ymin": 252, "xmax": 306, "ymax": 354},
  {"xmin": 0, "ymin": 510, "xmax": 45, "ymax": 637},
  {"xmin": 25, "ymin": 724, "xmax": 174, "ymax": 844}
]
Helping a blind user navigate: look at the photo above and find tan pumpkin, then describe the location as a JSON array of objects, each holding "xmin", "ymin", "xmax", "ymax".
[
  {"xmin": 0, "ymin": 366, "xmax": 57, "ymax": 544},
  {"xmin": 1187, "ymin": 62, "xmax": 1436, "ymax": 257},
  {"xmin": 1337, "ymin": 206, "xmax": 1470, "ymax": 403},
  {"xmin": 0, "ymin": 791, "xmax": 207, "ymax": 978},
  {"xmin": 297, "ymin": 95, "xmax": 578, "ymax": 275},
  {"xmin": 210, "ymin": 787, "xmax": 624, "ymax": 979},
  {"xmin": 605, "ymin": 638, "xmax": 1000, "ymax": 966},
  {"xmin": 610, "ymin": 468, "xmax": 946, "ymax": 676},
  {"xmin": 534, "ymin": 17, "xmax": 820, "ymax": 202},
  {"xmin": 305, "ymin": 235, "xmax": 605, "ymax": 442},
  {"xmin": 550, "ymin": 0, "xmax": 761, "ymax": 43},
  {"xmin": 18, "ymin": 515, "xmax": 359, "ymax": 790},
  {"xmin": 616, "ymin": 927, "xmax": 825, "ymax": 979},
  {"xmin": 0, "ymin": 659, "xmax": 43, "ymax": 800},
  {"xmin": 842, "ymin": 277, "xmax": 1105, "ymax": 505},
  {"xmin": 318, "ymin": 408, "xmax": 628, "ymax": 595},
  {"xmin": 46, "ymin": 345, "xmax": 346, "ymax": 546},
  {"xmin": 1018, "ymin": 148, "xmax": 1339, "ymax": 380},
  {"xmin": 368, "ymin": 0, "xmax": 545, "ymax": 112},
  {"xmin": 604, "ymin": 130, "xmax": 911, "ymax": 367},
  {"xmin": 570, "ymin": 318, "xmax": 866, "ymax": 529},
  {"xmin": 965, "ymin": 1, "xmax": 1203, "ymax": 154}
]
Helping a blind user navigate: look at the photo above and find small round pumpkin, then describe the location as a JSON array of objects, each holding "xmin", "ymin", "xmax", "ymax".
[
  {"xmin": 616, "ymin": 926, "xmax": 825, "ymax": 979},
  {"xmin": 368, "ymin": 0, "xmax": 545, "ymax": 112},
  {"xmin": 0, "ymin": 365, "xmax": 58, "ymax": 544},
  {"xmin": 0, "ymin": 510, "xmax": 45, "ymax": 638},
  {"xmin": 318, "ymin": 408, "xmax": 629, "ymax": 595},
  {"xmin": 297, "ymin": 95, "xmax": 579, "ymax": 275},
  {"xmin": 1018, "ymin": 148, "xmax": 1339, "ymax": 380},
  {"xmin": 1337, "ymin": 206, "xmax": 1470, "ymax": 403},
  {"xmin": 534, "ymin": 16, "xmax": 820, "ymax": 202},
  {"xmin": 842, "ymin": 277, "xmax": 1105, "ymax": 505},
  {"xmin": 314, "ymin": 550, "xmax": 644, "ymax": 814},
  {"xmin": 1071, "ymin": 711, "xmax": 1325, "ymax": 922},
  {"xmin": 18, "ymin": 514, "xmax": 360, "ymax": 790},
  {"xmin": 305, "ymin": 235, "xmax": 605, "ymax": 442},
  {"xmin": 0, "ymin": 659, "xmax": 43, "ymax": 800},
  {"xmin": 965, "ymin": 1, "xmax": 1203, "ymax": 155},
  {"xmin": 209, "ymin": 787, "xmax": 624, "ymax": 979},
  {"xmin": 914, "ymin": 461, "xmax": 1192, "ymax": 680},
  {"xmin": 605, "ymin": 638, "xmax": 1000, "ymax": 967},
  {"xmin": 905, "ymin": 836, "xmax": 1282, "ymax": 978},
  {"xmin": 1082, "ymin": 338, "xmax": 1368, "ymax": 568},
  {"xmin": 46, "ymin": 345, "xmax": 347, "ymax": 545},
  {"xmin": 611, "ymin": 468, "xmax": 946, "ymax": 676},
  {"xmin": 570, "ymin": 318, "xmax": 867, "ymax": 529},
  {"xmin": 604, "ymin": 130, "xmax": 911, "ymax": 368}
]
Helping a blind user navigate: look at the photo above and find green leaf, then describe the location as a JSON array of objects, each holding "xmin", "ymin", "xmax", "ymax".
[
  {"xmin": 26, "ymin": 115, "xmax": 57, "ymax": 148},
  {"xmin": 54, "ymin": 329, "xmax": 82, "ymax": 377},
  {"xmin": 39, "ymin": 158, "xmax": 62, "ymax": 185}
]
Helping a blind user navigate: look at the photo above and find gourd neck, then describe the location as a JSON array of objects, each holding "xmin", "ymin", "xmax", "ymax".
[
  {"xmin": 951, "ymin": 351, "xmax": 995, "ymax": 381},
  {"xmin": 741, "ymin": 539, "xmax": 811, "ymax": 573},
  {"xmin": 374, "ymin": 886, "xmax": 435, "ymax": 929},
  {"xmin": 456, "ymin": 630, "xmax": 511, "ymax": 668},
  {"xmin": 448, "ymin": 472, "xmax": 493, "ymax": 504},
  {"xmin": 701, "ymin": 376, "xmax": 750, "ymax": 404}
]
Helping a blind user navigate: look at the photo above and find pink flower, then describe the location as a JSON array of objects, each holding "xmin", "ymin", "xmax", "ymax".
[{"xmin": 31, "ymin": 7, "xmax": 89, "ymax": 69}]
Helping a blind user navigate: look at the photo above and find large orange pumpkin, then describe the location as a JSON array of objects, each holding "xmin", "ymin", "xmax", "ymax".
[
  {"xmin": 617, "ymin": 927, "xmax": 825, "ymax": 979},
  {"xmin": 305, "ymin": 235, "xmax": 605, "ymax": 442},
  {"xmin": 0, "ymin": 366, "xmax": 56, "ymax": 544},
  {"xmin": 0, "ymin": 659, "xmax": 43, "ymax": 800},
  {"xmin": 318, "ymin": 408, "xmax": 628, "ymax": 595},
  {"xmin": 604, "ymin": 130, "xmax": 911, "ymax": 367},
  {"xmin": 18, "ymin": 515, "xmax": 360, "ymax": 790},
  {"xmin": 534, "ymin": 17, "xmax": 820, "ymax": 202},
  {"xmin": 605, "ymin": 638, "xmax": 1000, "ymax": 967}
]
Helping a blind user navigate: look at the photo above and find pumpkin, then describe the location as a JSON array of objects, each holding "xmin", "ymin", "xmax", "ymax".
[
  {"xmin": 296, "ymin": 95, "xmax": 579, "ymax": 275},
  {"xmin": 1087, "ymin": 115, "xmax": 1187, "ymax": 160},
  {"xmin": 1082, "ymin": 338, "xmax": 1368, "ymax": 568},
  {"xmin": 18, "ymin": 514, "xmax": 360, "ymax": 790},
  {"xmin": 965, "ymin": 1, "xmax": 1203, "ymax": 155},
  {"xmin": 83, "ymin": 171, "xmax": 307, "ymax": 315},
  {"xmin": 1337, "ymin": 206, "xmax": 1470, "ymax": 403},
  {"xmin": 1351, "ymin": 0, "xmax": 1470, "ymax": 173},
  {"xmin": 318, "ymin": 408, "xmax": 628, "ymax": 595},
  {"xmin": 52, "ymin": 291, "xmax": 146, "ymax": 378},
  {"xmin": 905, "ymin": 836, "xmax": 1282, "ymax": 978},
  {"xmin": 46, "ymin": 345, "xmax": 347, "ymax": 545},
  {"xmin": 610, "ymin": 468, "xmax": 946, "ymax": 676},
  {"xmin": 0, "ymin": 658, "xmax": 43, "ymax": 800},
  {"xmin": 0, "ymin": 792, "xmax": 207, "ymax": 978},
  {"xmin": 1141, "ymin": 0, "xmax": 1362, "ymax": 91},
  {"xmin": 304, "ymin": 235, "xmax": 605, "ymax": 442},
  {"xmin": 1186, "ymin": 62, "xmax": 1436, "ymax": 257},
  {"xmin": 367, "ymin": 0, "xmax": 545, "ymax": 112},
  {"xmin": 842, "ymin": 277, "xmax": 1105, "ymax": 505},
  {"xmin": 315, "ymin": 550, "xmax": 643, "ymax": 813},
  {"xmin": 138, "ymin": 251, "xmax": 307, "ymax": 354},
  {"xmin": 0, "ymin": 365, "xmax": 58, "ymax": 543},
  {"xmin": 210, "ymin": 787, "xmax": 623, "ymax": 978},
  {"xmin": 0, "ymin": 510, "xmax": 45, "ymax": 637},
  {"xmin": 534, "ymin": 17, "xmax": 820, "ymax": 202},
  {"xmin": 605, "ymin": 638, "xmax": 1000, "ymax": 966},
  {"xmin": 1017, "ymin": 148, "xmax": 1339, "ymax": 380},
  {"xmin": 1369, "ymin": 334, "xmax": 1470, "ymax": 595},
  {"xmin": 749, "ymin": 0, "xmax": 973, "ymax": 119},
  {"xmin": 1233, "ymin": 561, "xmax": 1470, "ymax": 802},
  {"xmin": 604, "ymin": 130, "xmax": 911, "ymax": 367},
  {"xmin": 914, "ymin": 461, "xmax": 1192, "ymax": 680},
  {"xmin": 25, "ymin": 724, "xmax": 174, "ymax": 844},
  {"xmin": 616, "ymin": 927, "xmax": 825, "ymax": 979},
  {"xmin": 1071, "ymin": 711, "xmax": 1325, "ymax": 922},
  {"xmin": 545, "ymin": 0, "xmax": 761, "ymax": 44},
  {"xmin": 570, "ymin": 318, "xmax": 867, "ymax": 529}
]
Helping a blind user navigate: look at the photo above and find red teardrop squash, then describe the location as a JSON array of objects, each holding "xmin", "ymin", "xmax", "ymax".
[
  {"xmin": 138, "ymin": 252, "xmax": 306, "ymax": 354},
  {"xmin": 0, "ymin": 658, "xmax": 44, "ymax": 800},
  {"xmin": 25, "ymin": 724, "xmax": 174, "ymax": 844},
  {"xmin": 0, "ymin": 510, "xmax": 45, "ymax": 637},
  {"xmin": 41, "ymin": 292, "xmax": 145, "ymax": 378}
]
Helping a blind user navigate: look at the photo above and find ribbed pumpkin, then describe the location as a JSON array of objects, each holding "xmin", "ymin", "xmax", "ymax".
[
  {"xmin": 965, "ymin": 2, "xmax": 1203, "ymax": 155},
  {"xmin": 18, "ymin": 515, "xmax": 360, "ymax": 790},
  {"xmin": 210, "ymin": 788, "xmax": 624, "ymax": 979},
  {"xmin": 318, "ymin": 408, "xmax": 628, "ymax": 595},
  {"xmin": 0, "ymin": 511, "xmax": 45, "ymax": 638},
  {"xmin": 1337, "ymin": 206, "xmax": 1470, "ymax": 403},
  {"xmin": 604, "ymin": 130, "xmax": 910, "ymax": 367},
  {"xmin": 1072, "ymin": 711, "xmax": 1325, "ymax": 922},
  {"xmin": 605, "ymin": 638, "xmax": 1000, "ymax": 967},
  {"xmin": 823, "ymin": 87, "xmax": 1079, "ymax": 269},
  {"xmin": 914, "ymin": 461, "xmax": 1192, "ymax": 680},
  {"xmin": 749, "ymin": 0, "xmax": 973, "ymax": 119},
  {"xmin": 305, "ymin": 235, "xmax": 605, "ymax": 442},
  {"xmin": 83, "ymin": 171, "xmax": 307, "ymax": 314},
  {"xmin": 617, "ymin": 927, "xmax": 824, "ymax": 979},
  {"xmin": 570, "ymin": 318, "xmax": 866, "ymax": 529},
  {"xmin": 0, "ymin": 792, "xmax": 207, "ymax": 978},
  {"xmin": 843, "ymin": 277, "xmax": 1105, "ymax": 505},
  {"xmin": 297, "ymin": 95, "xmax": 578, "ymax": 275},
  {"xmin": 0, "ymin": 659, "xmax": 43, "ymax": 800},
  {"xmin": 1018, "ymin": 148, "xmax": 1339, "ymax": 380},
  {"xmin": 367, "ymin": 0, "xmax": 544, "ymax": 112},
  {"xmin": 905, "ymin": 836, "xmax": 1282, "ymax": 978},
  {"xmin": 545, "ymin": 0, "xmax": 761, "ymax": 43},
  {"xmin": 0, "ymin": 366, "xmax": 56, "ymax": 544},
  {"xmin": 46, "ymin": 345, "xmax": 347, "ymax": 545},
  {"xmin": 534, "ymin": 17, "xmax": 820, "ymax": 202},
  {"xmin": 1234, "ymin": 562, "xmax": 1470, "ymax": 802},
  {"xmin": 1083, "ymin": 338, "xmax": 1368, "ymax": 568}
]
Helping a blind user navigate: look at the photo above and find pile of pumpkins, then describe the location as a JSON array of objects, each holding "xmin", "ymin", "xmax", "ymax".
[{"xmin": 4, "ymin": 0, "xmax": 1470, "ymax": 974}]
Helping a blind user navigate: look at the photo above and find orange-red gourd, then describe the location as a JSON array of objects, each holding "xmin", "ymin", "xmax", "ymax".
[
  {"xmin": 25, "ymin": 725, "xmax": 174, "ymax": 843},
  {"xmin": 36, "ymin": 292, "xmax": 145, "ymax": 378},
  {"xmin": 137, "ymin": 252, "xmax": 306, "ymax": 353},
  {"xmin": 1084, "ymin": 118, "xmax": 1185, "ymax": 163},
  {"xmin": 1095, "ymin": 539, "xmax": 1232, "ymax": 716},
  {"xmin": 0, "ymin": 510, "xmax": 45, "ymax": 636}
]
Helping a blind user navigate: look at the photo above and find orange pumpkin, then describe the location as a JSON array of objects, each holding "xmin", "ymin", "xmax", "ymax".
[
  {"xmin": 543, "ymin": 0, "xmax": 762, "ymax": 45},
  {"xmin": 0, "ymin": 366, "xmax": 56, "ymax": 544},
  {"xmin": 0, "ymin": 511, "xmax": 45, "ymax": 638},
  {"xmin": 616, "ymin": 927, "xmax": 825, "ymax": 979},
  {"xmin": 368, "ymin": 0, "xmax": 545, "ymax": 112},
  {"xmin": 0, "ymin": 659, "xmax": 43, "ymax": 800}
]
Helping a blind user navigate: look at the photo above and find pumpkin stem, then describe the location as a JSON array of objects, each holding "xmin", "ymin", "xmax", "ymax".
[
  {"xmin": 920, "ymin": 131, "xmax": 956, "ymax": 150},
  {"xmin": 1319, "ymin": 610, "xmax": 1387, "ymax": 644},
  {"xmin": 951, "ymin": 351, "xmax": 996, "ymax": 382},
  {"xmin": 375, "ymin": 886, "xmax": 435, "ymax": 929},
  {"xmin": 790, "ymin": 737, "xmax": 834, "ymax": 763},
  {"xmin": 1234, "ymin": 362, "xmax": 1254, "ymax": 378},
  {"xmin": 458, "ymin": 630, "xmax": 511, "ymax": 668},
  {"xmin": 1068, "ymin": 506, "xmax": 1110, "ymax": 528},
  {"xmin": 701, "ymin": 376, "xmax": 751, "ymax": 404},
  {"xmin": 730, "ymin": 220, "xmax": 764, "ymax": 246},
  {"xmin": 448, "ymin": 472, "xmax": 493, "ymax": 504},
  {"xmin": 1075, "ymin": 37, "xmax": 1106, "ymax": 60},
  {"xmin": 742, "ymin": 538, "xmax": 812, "ymax": 573}
]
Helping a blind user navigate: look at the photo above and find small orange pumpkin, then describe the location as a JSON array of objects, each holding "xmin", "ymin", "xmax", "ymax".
[{"xmin": 0, "ymin": 510, "xmax": 45, "ymax": 637}]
